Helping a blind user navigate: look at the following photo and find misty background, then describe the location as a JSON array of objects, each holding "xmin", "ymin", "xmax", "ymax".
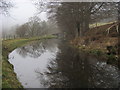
[
  {"xmin": 1, "ymin": 0, "xmax": 47, "ymax": 37},
  {"xmin": 1, "ymin": 0, "xmax": 118, "ymax": 39}
]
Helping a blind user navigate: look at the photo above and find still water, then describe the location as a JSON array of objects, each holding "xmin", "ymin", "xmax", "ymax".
[{"xmin": 8, "ymin": 39, "xmax": 120, "ymax": 88}]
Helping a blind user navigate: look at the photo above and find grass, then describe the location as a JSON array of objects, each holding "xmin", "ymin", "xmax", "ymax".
[{"xmin": 2, "ymin": 35, "xmax": 56, "ymax": 88}]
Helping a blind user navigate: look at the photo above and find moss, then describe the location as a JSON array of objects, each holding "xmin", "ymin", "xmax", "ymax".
[{"xmin": 2, "ymin": 35, "xmax": 56, "ymax": 88}]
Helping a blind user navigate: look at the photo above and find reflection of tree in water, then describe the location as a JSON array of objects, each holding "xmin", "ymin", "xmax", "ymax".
[
  {"xmin": 35, "ymin": 59, "xmax": 69, "ymax": 88},
  {"xmin": 16, "ymin": 39, "xmax": 59, "ymax": 58},
  {"xmin": 16, "ymin": 42, "xmax": 45, "ymax": 58},
  {"xmin": 35, "ymin": 40, "xmax": 120, "ymax": 88}
]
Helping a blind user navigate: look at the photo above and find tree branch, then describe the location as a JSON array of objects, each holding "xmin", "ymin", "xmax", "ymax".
[{"xmin": 91, "ymin": 3, "xmax": 104, "ymax": 14}]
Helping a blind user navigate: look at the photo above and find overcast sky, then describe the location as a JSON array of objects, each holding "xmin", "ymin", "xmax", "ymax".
[{"xmin": 2, "ymin": 0, "xmax": 47, "ymax": 31}]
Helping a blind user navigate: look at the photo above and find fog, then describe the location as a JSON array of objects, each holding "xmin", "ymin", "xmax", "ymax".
[{"xmin": 1, "ymin": 0, "xmax": 47, "ymax": 33}]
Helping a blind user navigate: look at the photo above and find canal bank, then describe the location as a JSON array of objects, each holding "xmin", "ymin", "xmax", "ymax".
[
  {"xmin": 71, "ymin": 23, "xmax": 119, "ymax": 67},
  {"xmin": 3, "ymin": 38, "xmax": 120, "ymax": 88},
  {"xmin": 2, "ymin": 35, "xmax": 56, "ymax": 88},
  {"xmin": 8, "ymin": 39, "xmax": 59, "ymax": 88}
]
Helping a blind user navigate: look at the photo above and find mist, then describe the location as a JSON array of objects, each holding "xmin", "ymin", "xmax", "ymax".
[{"xmin": 1, "ymin": 0, "xmax": 47, "ymax": 32}]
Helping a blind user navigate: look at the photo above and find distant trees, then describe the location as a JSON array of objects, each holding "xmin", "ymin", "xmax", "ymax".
[
  {"xmin": 16, "ymin": 16, "xmax": 59, "ymax": 38},
  {"xmin": 1, "ymin": 0, "xmax": 13, "ymax": 40},
  {"xmin": 2, "ymin": 29, "xmax": 7, "ymax": 39},
  {"xmin": 26, "ymin": 16, "xmax": 42, "ymax": 37},
  {"xmin": 16, "ymin": 24, "xmax": 28, "ymax": 38},
  {"xmin": 16, "ymin": 16, "xmax": 41, "ymax": 38}
]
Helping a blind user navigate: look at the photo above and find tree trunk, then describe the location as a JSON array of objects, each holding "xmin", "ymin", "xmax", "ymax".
[
  {"xmin": 77, "ymin": 22, "xmax": 80, "ymax": 37},
  {"xmin": 84, "ymin": 21, "xmax": 89, "ymax": 33},
  {"xmin": 80, "ymin": 13, "xmax": 90, "ymax": 36},
  {"xmin": 80, "ymin": 22, "xmax": 84, "ymax": 37},
  {"xmin": 84, "ymin": 14, "xmax": 90, "ymax": 34}
]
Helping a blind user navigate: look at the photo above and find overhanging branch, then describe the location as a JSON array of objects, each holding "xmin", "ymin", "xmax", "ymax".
[{"xmin": 91, "ymin": 3, "xmax": 104, "ymax": 14}]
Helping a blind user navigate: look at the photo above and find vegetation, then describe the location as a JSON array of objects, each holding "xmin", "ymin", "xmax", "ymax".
[
  {"xmin": 1, "ymin": 0, "xmax": 120, "ymax": 88},
  {"xmin": 35, "ymin": 2, "xmax": 120, "ymax": 67},
  {"xmin": 2, "ymin": 35, "xmax": 56, "ymax": 88},
  {"xmin": 2, "ymin": 16, "xmax": 59, "ymax": 40},
  {"xmin": 71, "ymin": 22, "xmax": 118, "ymax": 66},
  {"xmin": 43, "ymin": 2, "xmax": 117, "ymax": 39},
  {"xmin": 0, "ymin": 0, "xmax": 13, "ymax": 15}
]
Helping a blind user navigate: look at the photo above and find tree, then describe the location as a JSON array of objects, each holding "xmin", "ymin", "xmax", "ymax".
[
  {"xmin": 0, "ymin": 0, "xmax": 13, "ymax": 15},
  {"xmin": 16, "ymin": 24, "xmax": 27, "ymax": 38},
  {"xmin": 27, "ymin": 16, "xmax": 41, "ymax": 37},
  {"xmin": 91, "ymin": 2, "xmax": 117, "ymax": 24},
  {"xmin": 47, "ymin": 3, "xmax": 106, "ymax": 37},
  {"xmin": 15, "ymin": 15, "xmax": 59, "ymax": 38},
  {"xmin": 47, "ymin": 2, "xmax": 117, "ymax": 38},
  {"xmin": 33, "ymin": 1, "xmax": 118, "ymax": 39}
]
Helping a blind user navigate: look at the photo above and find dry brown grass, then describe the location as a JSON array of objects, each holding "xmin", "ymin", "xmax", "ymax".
[{"xmin": 71, "ymin": 22, "xmax": 118, "ymax": 53}]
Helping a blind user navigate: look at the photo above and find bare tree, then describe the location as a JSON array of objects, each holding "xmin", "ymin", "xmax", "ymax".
[
  {"xmin": 46, "ymin": 2, "xmax": 117, "ymax": 39},
  {"xmin": 16, "ymin": 24, "xmax": 27, "ymax": 38},
  {"xmin": 26, "ymin": 16, "xmax": 41, "ymax": 37},
  {"xmin": 47, "ymin": 2, "xmax": 106, "ymax": 37},
  {"xmin": 0, "ymin": 0, "xmax": 13, "ymax": 15}
]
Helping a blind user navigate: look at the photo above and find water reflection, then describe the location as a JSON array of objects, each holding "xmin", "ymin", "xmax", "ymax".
[
  {"xmin": 8, "ymin": 39, "xmax": 59, "ymax": 88},
  {"xmin": 36, "ymin": 40, "xmax": 120, "ymax": 88},
  {"xmin": 16, "ymin": 39, "xmax": 59, "ymax": 58},
  {"xmin": 9, "ymin": 39, "xmax": 120, "ymax": 88}
]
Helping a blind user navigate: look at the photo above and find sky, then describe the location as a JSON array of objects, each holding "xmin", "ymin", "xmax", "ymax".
[{"xmin": 2, "ymin": 0, "xmax": 47, "ymax": 31}]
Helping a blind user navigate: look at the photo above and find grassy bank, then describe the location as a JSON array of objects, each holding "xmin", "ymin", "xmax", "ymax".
[
  {"xmin": 2, "ymin": 35, "xmax": 56, "ymax": 88},
  {"xmin": 71, "ymin": 22, "xmax": 118, "ymax": 66}
]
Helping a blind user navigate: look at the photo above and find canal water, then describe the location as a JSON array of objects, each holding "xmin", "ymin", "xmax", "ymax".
[{"xmin": 8, "ymin": 39, "xmax": 120, "ymax": 88}]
